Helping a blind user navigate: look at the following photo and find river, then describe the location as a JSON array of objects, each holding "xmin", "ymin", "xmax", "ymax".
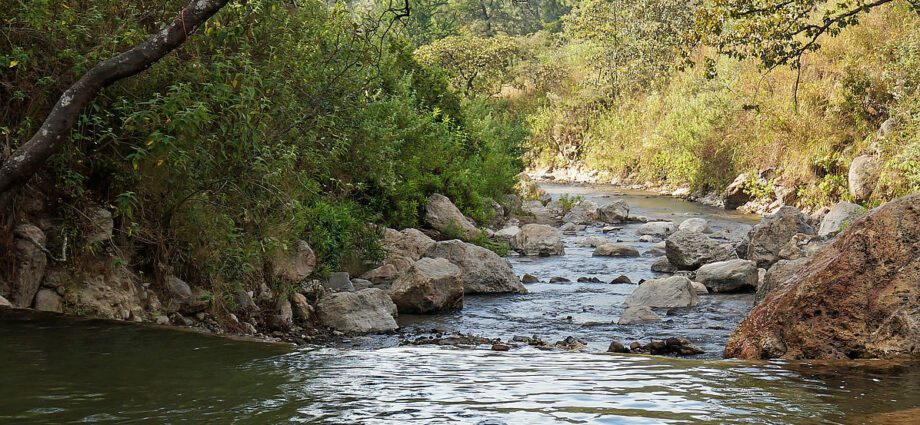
[{"xmin": 1, "ymin": 184, "xmax": 918, "ymax": 424}]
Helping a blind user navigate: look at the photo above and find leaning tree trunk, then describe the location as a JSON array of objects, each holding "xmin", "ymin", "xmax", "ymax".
[{"xmin": 0, "ymin": 0, "xmax": 231, "ymax": 212}]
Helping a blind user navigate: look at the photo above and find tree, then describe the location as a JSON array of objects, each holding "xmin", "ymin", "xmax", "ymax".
[
  {"xmin": 0, "ymin": 0, "xmax": 231, "ymax": 211},
  {"xmin": 415, "ymin": 34, "xmax": 522, "ymax": 95}
]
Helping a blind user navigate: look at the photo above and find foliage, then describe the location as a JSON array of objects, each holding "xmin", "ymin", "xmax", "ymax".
[{"xmin": 415, "ymin": 34, "xmax": 523, "ymax": 95}]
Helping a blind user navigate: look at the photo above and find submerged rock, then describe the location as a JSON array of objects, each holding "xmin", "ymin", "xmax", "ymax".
[
  {"xmin": 316, "ymin": 288, "xmax": 398, "ymax": 334},
  {"xmin": 610, "ymin": 275, "xmax": 632, "ymax": 284},
  {"xmin": 725, "ymin": 194, "xmax": 920, "ymax": 360},
  {"xmin": 522, "ymin": 273, "xmax": 540, "ymax": 284},
  {"xmin": 425, "ymin": 240, "xmax": 526, "ymax": 294},
  {"xmin": 388, "ymin": 257, "xmax": 463, "ymax": 313},
  {"xmin": 624, "ymin": 276, "xmax": 698, "ymax": 308},
  {"xmin": 618, "ymin": 305, "xmax": 660, "ymax": 324},
  {"xmin": 511, "ymin": 224, "xmax": 564, "ymax": 256},
  {"xmin": 633, "ymin": 338, "xmax": 705, "ymax": 356},
  {"xmin": 607, "ymin": 340, "xmax": 630, "ymax": 353}
]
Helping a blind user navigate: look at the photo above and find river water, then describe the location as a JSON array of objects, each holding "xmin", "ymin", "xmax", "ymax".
[{"xmin": 2, "ymin": 184, "xmax": 919, "ymax": 424}]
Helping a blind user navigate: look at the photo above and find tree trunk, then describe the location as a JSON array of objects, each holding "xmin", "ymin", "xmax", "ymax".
[{"xmin": 0, "ymin": 0, "xmax": 231, "ymax": 212}]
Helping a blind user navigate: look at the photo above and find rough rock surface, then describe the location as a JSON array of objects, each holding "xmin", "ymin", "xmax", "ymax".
[
  {"xmin": 3, "ymin": 224, "xmax": 48, "ymax": 308},
  {"xmin": 85, "ymin": 207, "xmax": 114, "ymax": 244},
  {"xmin": 756, "ymin": 258, "xmax": 808, "ymax": 304},
  {"xmin": 617, "ymin": 305, "xmax": 660, "ymax": 324},
  {"xmin": 678, "ymin": 218, "xmax": 710, "ymax": 233},
  {"xmin": 33, "ymin": 288, "xmax": 63, "ymax": 313},
  {"xmin": 725, "ymin": 194, "xmax": 920, "ymax": 360},
  {"xmin": 562, "ymin": 200, "xmax": 598, "ymax": 224},
  {"xmin": 426, "ymin": 240, "xmax": 526, "ymax": 294},
  {"xmin": 361, "ymin": 228, "xmax": 436, "ymax": 283},
  {"xmin": 597, "ymin": 200, "xmax": 629, "ymax": 223},
  {"xmin": 592, "ymin": 243, "xmax": 640, "ymax": 257},
  {"xmin": 746, "ymin": 206, "xmax": 815, "ymax": 268},
  {"xmin": 694, "ymin": 259, "xmax": 758, "ymax": 293},
  {"xmin": 511, "ymin": 224, "xmax": 564, "ymax": 256},
  {"xmin": 723, "ymin": 174, "xmax": 751, "ymax": 210},
  {"xmin": 425, "ymin": 193, "xmax": 478, "ymax": 238},
  {"xmin": 636, "ymin": 222, "xmax": 676, "ymax": 238},
  {"xmin": 848, "ymin": 155, "xmax": 880, "ymax": 202},
  {"xmin": 316, "ymin": 288, "xmax": 398, "ymax": 333},
  {"xmin": 268, "ymin": 240, "xmax": 316, "ymax": 284},
  {"xmin": 624, "ymin": 276, "xmax": 699, "ymax": 308},
  {"xmin": 494, "ymin": 226, "xmax": 520, "ymax": 242},
  {"xmin": 389, "ymin": 257, "xmax": 463, "ymax": 313},
  {"xmin": 665, "ymin": 230, "xmax": 738, "ymax": 270},
  {"xmin": 325, "ymin": 272, "xmax": 355, "ymax": 292},
  {"xmin": 651, "ymin": 256, "xmax": 677, "ymax": 273},
  {"xmin": 818, "ymin": 202, "xmax": 866, "ymax": 237}
]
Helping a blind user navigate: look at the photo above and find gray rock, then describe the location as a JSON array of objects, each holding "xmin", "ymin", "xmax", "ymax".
[
  {"xmin": 617, "ymin": 305, "xmax": 660, "ymax": 324},
  {"xmin": 679, "ymin": 218, "xmax": 710, "ymax": 233},
  {"xmin": 624, "ymin": 276, "xmax": 699, "ymax": 308},
  {"xmin": 164, "ymin": 275, "xmax": 193, "ymax": 300},
  {"xmin": 274, "ymin": 299, "xmax": 294, "ymax": 329},
  {"xmin": 33, "ymin": 288, "xmax": 63, "ymax": 313},
  {"xmin": 315, "ymin": 288, "xmax": 398, "ymax": 333},
  {"xmin": 361, "ymin": 264, "xmax": 401, "ymax": 285},
  {"xmin": 756, "ymin": 257, "xmax": 809, "ymax": 304},
  {"xmin": 747, "ymin": 206, "xmax": 815, "ymax": 268},
  {"xmin": 848, "ymin": 155, "xmax": 881, "ymax": 202},
  {"xmin": 651, "ymin": 256, "xmax": 677, "ymax": 273},
  {"xmin": 426, "ymin": 193, "xmax": 478, "ymax": 239},
  {"xmin": 636, "ymin": 221, "xmax": 676, "ymax": 238},
  {"xmin": 0, "ymin": 295, "xmax": 11, "ymax": 308},
  {"xmin": 494, "ymin": 225, "xmax": 520, "ymax": 242},
  {"xmin": 291, "ymin": 293, "xmax": 313, "ymax": 321},
  {"xmin": 666, "ymin": 229, "xmax": 738, "ymax": 270},
  {"xmin": 4, "ymin": 224, "xmax": 48, "ymax": 308},
  {"xmin": 85, "ymin": 207, "xmax": 114, "ymax": 244},
  {"xmin": 723, "ymin": 174, "xmax": 751, "ymax": 210},
  {"xmin": 325, "ymin": 272, "xmax": 355, "ymax": 292},
  {"xmin": 426, "ymin": 240, "xmax": 526, "ymax": 294},
  {"xmin": 268, "ymin": 240, "xmax": 316, "ymax": 284},
  {"xmin": 511, "ymin": 224, "xmax": 564, "ymax": 256},
  {"xmin": 388, "ymin": 257, "xmax": 463, "ymax": 313},
  {"xmin": 576, "ymin": 236, "xmax": 607, "ymax": 248},
  {"xmin": 691, "ymin": 281, "xmax": 709, "ymax": 294},
  {"xmin": 236, "ymin": 291, "xmax": 258, "ymax": 312},
  {"xmin": 607, "ymin": 340, "xmax": 630, "ymax": 353},
  {"xmin": 562, "ymin": 200, "xmax": 598, "ymax": 225},
  {"xmin": 351, "ymin": 278, "xmax": 373, "ymax": 290},
  {"xmin": 592, "ymin": 243, "xmax": 640, "ymax": 257},
  {"xmin": 695, "ymin": 259, "xmax": 758, "ymax": 293},
  {"xmin": 598, "ymin": 200, "xmax": 630, "ymax": 223},
  {"xmin": 522, "ymin": 273, "xmax": 539, "ymax": 284},
  {"xmin": 818, "ymin": 202, "xmax": 866, "ymax": 237}
]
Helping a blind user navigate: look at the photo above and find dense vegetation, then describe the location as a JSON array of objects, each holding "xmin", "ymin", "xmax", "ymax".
[{"xmin": 2, "ymin": 0, "xmax": 918, "ymax": 304}]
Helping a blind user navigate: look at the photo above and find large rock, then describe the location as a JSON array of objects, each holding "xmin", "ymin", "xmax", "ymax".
[
  {"xmin": 665, "ymin": 230, "xmax": 738, "ymax": 270},
  {"xmin": 617, "ymin": 305, "xmax": 660, "ymax": 325},
  {"xmin": 694, "ymin": 259, "xmax": 758, "ymax": 293},
  {"xmin": 725, "ymin": 194, "xmax": 920, "ymax": 360},
  {"xmin": 746, "ymin": 206, "xmax": 815, "ymax": 268},
  {"xmin": 755, "ymin": 257, "xmax": 808, "ymax": 304},
  {"xmin": 33, "ymin": 288, "xmax": 63, "ymax": 313},
  {"xmin": 511, "ymin": 224, "xmax": 564, "ymax": 256},
  {"xmin": 268, "ymin": 240, "xmax": 316, "ymax": 283},
  {"xmin": 636, "ymin": 222, "xmax": 676, "ymax": 238},
  {"xmin": 597, "ymin": 200, "xmax": 629, "ymax": 223},
  {"xmin": 325, "ymin": 272, "xmax": 355, "ymax": 292},
  {"xmin": 651, "ymin": 256, "xmax": 677, "ymax": 273},
  {"xmin": 425, "ymin": 240, "xmax": 526, "ymax": 294},
  {"xmin": 723, "ymin": 174, "xmax": 751, "ymax": 210},
  {"xmin": 425, "ymin": 193, "xmax": 478, "ymax": 238},
  {"xmin": 361, "ymin": 228, "xmax": 436, "ymax": 284},
  {"xmin": 162, "ymin": 276, "xmax": 209, "ymax": 314},
  {"xmin": 592, "ymin": 243, "xmax": 640, "ymax": 257},
  {"xmin": 848, "ymin": 155, "xmax": 881, "ymax": 202},
  {"xmin": 678, "ymin": 218, "xmax": 710, "ymax": 233},
  {"xmin": 624, "ymin": 276, "xmax": 699, "ymax": 308},
  {"xmin": 388, "ymin": 258, "xmax": 463, "ymax": 313},
  {"xmin": 818, "ymin": 202, "xmax": 866, "ymax": 237},
  {"xmin": 315, "ymin": 288, "xmax": 398, "ymax": 333},
  {"xmin": 3, "ymin": 224, "xmax": 48, "ymax": 308},
  {"xmin": 361, "ymin": 264, "xmax": 400, "ymax": 285},
  {"xmin": 562, "ymin": 200, "xmax": 598, "ymax": 225},
  {"xmin": 494, "ymin": 226, "xmax": 520, "ymax": 242}
]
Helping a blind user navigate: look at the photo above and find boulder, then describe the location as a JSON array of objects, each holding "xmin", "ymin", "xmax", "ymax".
[
  {"xmin": 3, "ymin": 224, "xmax": 48, "ymax": 308},
  {"xmin": 522, "ymin": 273, "xmax": 539, "ymax": 284},
  {"xmin": 636, "ymin": 222, "xmax": 676, "ymax": 238},
  {"xmin": 494, "ymin": 226, "xmax": 520, "ymax": 242},
  {"xmin": 425, "ymin": 240, "xmax": 526, "ymax": 294},
  {"xmin": 388, "ymin": 257, "xmax": 463, "ymax": 313},
  {"xmin": 848, "ymin": 155, "xmax": 881, "ymax": 202},
  {"xmin": 694, "ymin": 259, "xmax": 758, "ymax": 293},
  {"xmin": 162, "ymin": 275, "xmax": 211, "ymax": 314},
  {"xmin": 576, "ymin": 236, "xmax": 607, "ymax": 248},
  {"xmin": 597, "ymin": 200, "xmax": 629, "ymax": 223},
  {"xmin": 651, "ymin": 256, "xmax": 677, "ymax": 273},
  {"xmin": 511, "ymin": 224, "xmax": 564, "ymax": 256},
  {"xmin": 351, "ymin": 278, "xmax": 373, "ymax": 291},
  {"xmin": 315, "ymin": 288, "xmax": 398, "ymax": 333},
  {"xmin": 617, "ymin": 305, "xmax": 660, "ymax": 325},
  {"xmin": 723, "ymin": 174, "xmax": 751, "ymax": 210},
  {"xmin": 678, "ymin": 218, "xmax": 710, "ymax": 233},
  {"xmin": 755, "ymin": 257, "xmax": 808, "ymax": 304},
  {"xmin": 85, "ymin": 207, "xmax": 114, "ymax": 244},
  {"xmin": 273, "ymin": 299, "xmax": 294, "ymax": 329},
  {"xmin": 291, "ymin": 293, "xmax": 313, "ymax": 322},
  {"xmin": 425, "ymin": 193, "xmax": 478, "ymax": 238},
  {"xmin": 325, "ymin": 272, "xmax": 355, "ymax": 292},
  {"xmin": 746, "ymin": 206, "xmax": 815, "ymax": 268},
  {"xmin": 610, "ymin": 275, "xmax": 632, "ymax": 284},
  {"xmin": 562, "ymin": 200, "xmax": 598, "ymax": 224},
  {"xmin": 665, "ymin": 230, "xmax": 738, "ymax": 270},
  {"xmin": 268, "ymin": 240, "xmax": 316, "ymax": 284},
  {"xmin": 725, "ymin": 194, "xmax": 920, "ymax": 360},
  {"xmin": 691, "ymin": 281, "xmax": 709, "ymax": 294},
  {"xmin": 623, "ymin": 276, "xmax": 699, "ymax": 308},
  {"xmin": 592, "ymin": 243, "xmax": 640, "ymax": 257},
  {"xmin": 33, "ymin": 288, "xmax": 63, "ymax": 313},
  {"xmin": 361, "ymin": 264, "xmax": 400, "ymax": 285},
  {"xmin": 818, "ymin": 202, "xmax": 866, "ymax": 237}
]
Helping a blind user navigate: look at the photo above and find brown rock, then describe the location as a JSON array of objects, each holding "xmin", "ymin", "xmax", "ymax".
[{"xmin": 725, "ymin": 194, "xmax": 920, "ymax": 360}]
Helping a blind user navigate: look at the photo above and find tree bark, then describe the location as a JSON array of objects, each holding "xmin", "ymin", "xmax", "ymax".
[{"xmin": 0, "ymin": 0, "xmax": 231, "ymax": 211}]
